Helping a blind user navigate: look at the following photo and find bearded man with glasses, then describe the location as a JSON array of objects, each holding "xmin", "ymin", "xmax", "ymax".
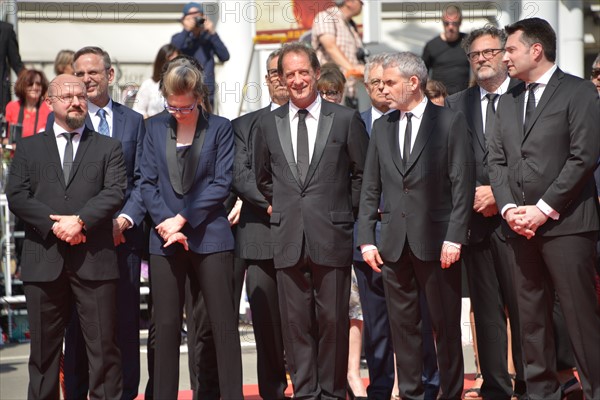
[{"xmin": 422, "ymin": 5, "xmax": 470, "ymax": 94}]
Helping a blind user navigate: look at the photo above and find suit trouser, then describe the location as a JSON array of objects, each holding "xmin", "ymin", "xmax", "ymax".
[
  {"xmin": 64, "ymin": 247, "xmax": 141, "ymax": 400},
  {"xmin": 24, "ymin": 268, "xmax": 122, "ymax": 400},
  {"xmin": 382, "ymin": 243, "xmax": 463, "ymax": 400},
  {"xmin": 246, "ymin": 258, "xmax": 288, "ymax": 399},
  {"xmin": 277, "ymin": 259, "xmax": 350, "ymax": 400},
  {"xmin": 509, "ymin": 232, "xmax": 600, "ymax": 400},
  {"xmin": 149, "ymin": 250, "xmax": 243, "ymax": 400},
  {"xmin": 463, "ymin": 232, "xmax": 524, "ymax": 399}
]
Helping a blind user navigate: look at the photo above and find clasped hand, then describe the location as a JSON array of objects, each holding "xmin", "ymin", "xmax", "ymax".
[
  {"xmin": 505, "ymin": 206, "xmax": 548, "ymax": 239},
  {"xmin": 50, "ymin": 215, "xmax": 85, "ymax": 245},
  {"xmin": 156, "ymin": 215, "xmax": 189, "ymax": 250}
]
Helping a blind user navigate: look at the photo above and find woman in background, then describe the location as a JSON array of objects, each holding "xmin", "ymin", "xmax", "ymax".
[
  {"xmin": 5, "ymin": 69, "xmax": 50, "ymax": 140},
  {"xmin": 133, "ymin": 44, "xmax": 179, "ymax": 118},
  {"xmin": 53, "ymin": 49, "xmax": 74, "ymax": 76}
]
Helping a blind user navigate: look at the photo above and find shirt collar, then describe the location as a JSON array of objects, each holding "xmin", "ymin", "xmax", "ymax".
[
  {"xmin": 270, "ymin": 102, "xmax": 282, "ymax": 111},
  {"xmin": 528, "ymin": 64, "xmax": 557, "ymax": 88},
  {"xmin": 88, "ymin": 98, "xmax": 113, "ymax": 117},
  {"xmin": 53, "ymin": 123, "xmax": 85, "ymax": 138},
  {"xmin": 479, "ymin": 77, "xmax": 511, "ymax": 100},
  {"xmin": 289, "ymin": 94, "xmax": 321, "ymax": 119},
  {"xmin": 371, "ymin": 106, "xmax": 393, "ymax": 121},
  {"xmin": 401, "ymin": 95, "xmax": 428, "ymax": 120}
]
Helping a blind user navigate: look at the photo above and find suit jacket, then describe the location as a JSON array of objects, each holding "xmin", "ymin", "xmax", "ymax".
[
  {"xmin": 254, "ymin": 99, "xmax": 369, "ymax": 268},
  {"xmin": 231, "ymin": 105, "xmax": 273, "ymax": 260},
  {"xmin": 6, "ymin": 127, "xmax": 127, "ymax": 282},
  {"xmin": 357, "ymin": 101, "xmax": 475, "ymax": 262},
  {"xmin": 46, "ymin": 103, "xmax": 147, "ymax": 249},
  {"xmin": 140, "ymin": 111, "xmax": 234, "ymax": 256},
  {"xmin": 445, "ymin": 80, "xmax": 519, "ymax": 243},
  {"xmin": 488, "ymin": 68, "xmax": 600, "ymax": 237}
]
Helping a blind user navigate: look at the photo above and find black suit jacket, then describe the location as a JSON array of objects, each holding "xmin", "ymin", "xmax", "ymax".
[
  {"xmin": 357, "ymin": 101, "xmax": 475, "ymax": 262},
  {"xmin": 232, "ymin": 105, "xmax": 273, "ymax": 260},
  {"xmin": 488, "ymin": 68, "xmax": 600, "ymax": 237},
  {"xmin": 254, "ymin": 100, "xmax": 369, "ymax": 268},
  {"xmin": 445, "ymin": 80, "xmax": 519, "ymax": 243},
  {"xmin": 6, "ymin": 127, "xmax": 127, "ymax": 282},
  {"xmin": 0, "ymin": 21, "xmax": 24, "ymax": 110}
]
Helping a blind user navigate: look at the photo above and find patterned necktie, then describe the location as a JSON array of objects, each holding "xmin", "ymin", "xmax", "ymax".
[
  {"xmin": 484, "ymin": 93, "xmax": 499, "ymax": 136},
  {"xmin": 296, "ymin": 109, "xmax": 309, "ymax": 184},
  {"xmin": 524, "ymin": 83, "xmax": 539, "ymax": 133},
  {"xmin": 97, "ymin": 108, "xmax": 110, "ymax": 136},
  {"xmin": 403, "ymin": 112, "xmax": 413, "ymax": 167},
  {"xmin": 63, "ymin": 132, "xmax": 76, "ymax": 182}
]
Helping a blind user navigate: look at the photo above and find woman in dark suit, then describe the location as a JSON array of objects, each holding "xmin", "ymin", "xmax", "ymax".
[{"xmin": 140, "ymin": 56, "xmax": 243, "ymax": 399}]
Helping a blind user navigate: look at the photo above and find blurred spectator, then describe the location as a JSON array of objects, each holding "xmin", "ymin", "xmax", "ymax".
[
  {"xmin": 591, "ymin": 52, "xmax": 600, "ymax": 95},
  {"xmin": 5, "ymin": 69, "xmax": 51, "ymax": 141},
  {"xmin": 422, "ymin": 5, "xmax": 470, "ymax": 94},
  {"xmin": 54, "ymin": 50, "xmax": 75, "ymax": 76},
  {"xmin": 133, "ymin": 44, "xmax": 180, "ymax": 118},
  {"xmin": 425, "ymin": 80, "xmax": 448, "ymax": 106},
  {"xmin": 312, "ymin": 0, "xmax": 366, "ymax": 107},
  {"xmin": 171, "ymin": 2, "xmax": 229, "ymax": 107},
  {"xmin": 0, "ymin": 21, "xmax": 24, "ymax": 114},
  {"xmin": 317, "ymin": 62, "xmax": 346, "ymax": 104}
]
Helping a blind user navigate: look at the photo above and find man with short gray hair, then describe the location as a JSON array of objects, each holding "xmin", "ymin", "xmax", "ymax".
[{"xmin": 357, "ymin": 51, "xmax": 474, "ymax": 400}]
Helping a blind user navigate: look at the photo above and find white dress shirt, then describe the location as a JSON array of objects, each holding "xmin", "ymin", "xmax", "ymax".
[
  {"xmin": 54, "ymin": 123, "xmax": 85, "ymax": 165},
  {"xmin": 398, "ymin": 96, "xmax": 428, "ymax": 159},
  {"xmin": 289, "ymin": 95, "xmax": 322, "ymax": 163},
  {"xmin": 370, "ymin": 106, "xmax": 394, "ymax": 128},
  {"xmin": 88, "ymin": 99, "xmax": 114, "ymax": 137},
  {"xmin": 480, "ymin": 77, "xmax": 510, "ymax": 134}
]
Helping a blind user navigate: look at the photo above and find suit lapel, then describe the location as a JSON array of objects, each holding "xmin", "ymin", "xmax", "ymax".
[
  {"xmin": 182, "ymin": 113, "xmax": 208, "ymax": 193},
  {"xmin": 524, "ymin": 69, "xmax": 562, "ymax": 140},
  {"xmin": 111, "ymin": 103, "xmax": 124, "ymax": 141},
  {"xmin": 405, "ymin": 103, "xmax": 436, "ymax": 175},
  {"xmin": 469, "ymin": 87, "xmax": 486, "ymax": 152},
  {"xmin": 275, "ymin": 106, "xmax": 300, "ymax": 184},
  {"xmin": 68, "ymin": 127, "xmax": 93, "ymax": 187},
  {"xmin": 386, "ymin": 110, "xmax": 404, "ymax": 175},
  {"xmin": 304, "ymin": 104, "xmax": 334, "ymax": 187},
  {"xmin": 42, "ymin": 129, "xmax": 65, "ymax": 188}
]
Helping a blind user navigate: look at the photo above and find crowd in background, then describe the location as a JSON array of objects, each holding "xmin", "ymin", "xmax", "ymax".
[{"xmin": 2, "ymin": 1, "xmax": 600, "ymax": 400}]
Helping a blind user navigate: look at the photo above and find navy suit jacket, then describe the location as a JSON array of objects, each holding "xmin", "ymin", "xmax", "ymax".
[
  {"xmin": 46, "ymin": 102, "xmax": 147, "ymax": 249},
  {"xmin": 140, "ymin": 111, "xmax": 234, "ymax": 256}
]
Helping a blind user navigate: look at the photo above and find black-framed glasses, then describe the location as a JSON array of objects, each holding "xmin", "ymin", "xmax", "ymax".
[
  {"xmin": 591, "ymin": 68, "xmax": 600, "ymax": 79},
  {"xmin": 466, "ymin": 48, "xmax": 505, "ymax": 62},
  {"xmin": 164, "ymin": 102, "xmax": 196, "ymax": 114},
  {"xmin": 321, "ymin": 90, "xmax": 341, "ymax": 98}
]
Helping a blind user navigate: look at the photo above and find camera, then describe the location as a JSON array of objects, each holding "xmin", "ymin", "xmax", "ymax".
[
  {"xmin": 195, "ymin": 17, "xmax": 205, "ymax": 27},
  {"xmin": 356, "ymin": 47, "xmax": 370, "ymax": 64}
]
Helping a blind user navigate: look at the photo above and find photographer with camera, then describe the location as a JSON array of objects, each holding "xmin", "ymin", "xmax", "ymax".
[
  {"xmin": 171, "ymin": 2, "xmax": 230, "ymax": 108},
  {"xmin": 311, "ymin": 0, "xmax": 366, "ymax": 108}
]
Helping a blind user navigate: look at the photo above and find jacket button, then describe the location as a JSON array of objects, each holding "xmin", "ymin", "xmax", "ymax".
[
  {"xmin": 300, "ymin": 192, "xmax": 305, "ymax": 197},
  {"xmin": 404, "ymin": 188, "xmax": 409, "ymax": 194},
  {"xmin": 64, "ymin": 195, "xmax": 69, "ymax": 200},
  {"xmin": 401, "ymin": 212, "xmax": 406, "ymax": 217}
]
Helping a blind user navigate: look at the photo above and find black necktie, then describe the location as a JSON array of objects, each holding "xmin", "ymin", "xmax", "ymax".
[
  {"xmin": 484, "ymin": 93, "xmax": 499, "ymax": 136},
  {"xmin": 296, "ymin": 109, "xmax": 309, "ymax": 184},
  {"xmin": 524, "ymin": 83, "xmax": 539, "ymax": 132},
  {"xmin": 63, "ymin": 132, "xmax": 76, "ymax": 182},
  {"xmin": 403, "ymin": 112, "xmax": 413, "ymax": 167}
]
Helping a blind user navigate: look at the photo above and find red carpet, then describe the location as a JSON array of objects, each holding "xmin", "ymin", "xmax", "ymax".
[{"xmin": 135, "ymin": 374, "xmax": 480, "ymax": 399}]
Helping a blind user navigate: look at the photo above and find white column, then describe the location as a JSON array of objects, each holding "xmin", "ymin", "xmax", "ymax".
[
  {"xmin": 362, "ymin": 0, "xmax": 381, "ymax": 44},
  {"xmin": 558, "ymin": 0, "xmax": 584, "ymax": 77}
]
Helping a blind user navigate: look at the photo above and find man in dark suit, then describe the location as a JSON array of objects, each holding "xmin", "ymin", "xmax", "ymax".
[
  {"xmin": 445, "ymin": 26, "xmax": 525, "ymax": 400},
  {"xmin": 6, "ymin": 74, "xmax": 126, "ymax": 400},
  {"xmin": 231, "ymin": 48, "xmax": 290, "ymax": 399},
  {"xmin": 0, "ymin": 21, "xmax": 24, "ymax": 114},
  {"xmin": 488, "ymin": 18, "xmax": 600, "ymax": 400},
  {"xmin": 254, "ymin": 42, "xmax": 369, "ymax": 399},
  {"xmin": 53, "ymin": 46, "xmax": 146, "ymax": 400},
  {"xmin": 357, "ymin": 52, "xmax": 474, "ymax": 400}
]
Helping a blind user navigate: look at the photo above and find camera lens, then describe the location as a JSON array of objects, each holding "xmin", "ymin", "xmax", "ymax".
[{"xmin": 195, "ymin": 17, "xmax": 205, "ymax": 27}]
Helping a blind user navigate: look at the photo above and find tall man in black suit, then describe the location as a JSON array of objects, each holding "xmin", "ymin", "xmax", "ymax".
[
  {"xmin": 0, "ymin": 21, "xmax": 24, "ymax": 114},
  {"xmin": 488, "ymin": 18, "xmax": 600, "ymax": 400},
  {"xmin": 445, "ymin": 26, "xmax": 525, "ymax": 400},
  {"xmin": 55, "ymin": 46, "xmax": 147, "ymax": 400},
  {"xmin": 232, "ymin": 48, "xmax": 290, "ymax": 399},
  {"xmin": 6, "ymin": 74, "xmax": 127, "ymax": 400},
  {"xmin": 357, "ymin": 52, "xmax": 474, "ymax": 400},
  {"xmin": 254, "ymin": 42, "xmax": 369, "ymax": 399}
]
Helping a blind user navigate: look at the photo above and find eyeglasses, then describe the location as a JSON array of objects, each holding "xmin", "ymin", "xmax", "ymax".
[
  {"xmin": 591, "ymin": 68, "xmax": 600, "ymax": 79},
  {"xmin": 466, "ymin": 48, "xmax": 505, "ymax": 62},
  {"xmin": 164, "ymin": 102, "xmax": 196, "ymax": 114},
  {"xmin": 369, "ymin": 79, "xmax": 383, "ymax": 88},
  {"xmin": 267, "ymin": 69, "xmax": 279, "ymax": 80},
  {"xmin": 50, "ymin": 94, "xmax": 87, "ymax": 104},
  {"xmin": 321, "ymin": 90, "xmax": 341, "ymax": 98},
  {"xmin": 74, "ymin": 68, "xmax": 110, "ymax": 78},
  {"xmin": 443, "ymin": 21, "xmax": 460, "ymax": 27}
]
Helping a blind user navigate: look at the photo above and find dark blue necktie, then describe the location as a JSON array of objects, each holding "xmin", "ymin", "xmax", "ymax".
[{"xmin": 97, "ymin": 108, "xmax": 110, "ymax": 136}]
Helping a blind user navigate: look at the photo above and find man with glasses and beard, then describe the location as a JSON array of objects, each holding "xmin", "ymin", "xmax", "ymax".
[{"xmin": 6, "ymin": 74, "xmax": 127, "ymax": 400}]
